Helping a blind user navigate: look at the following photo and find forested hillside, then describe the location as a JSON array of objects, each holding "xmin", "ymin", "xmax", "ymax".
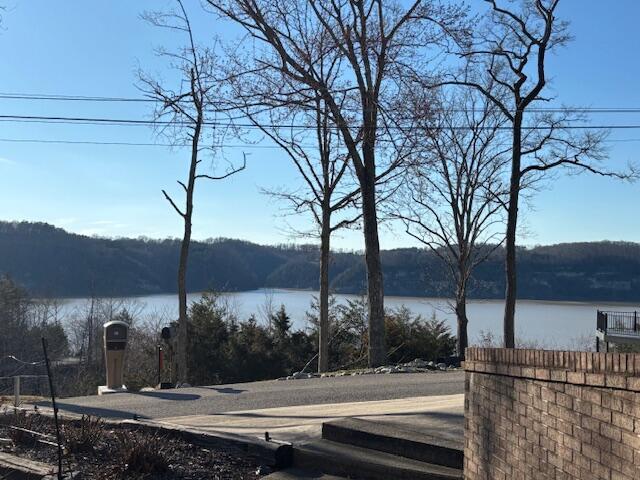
[{"xmin": 1, "ymin": 221, "xmax": 639, "ymax": 301}]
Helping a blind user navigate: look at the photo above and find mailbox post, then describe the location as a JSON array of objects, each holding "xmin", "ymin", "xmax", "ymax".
[{"xmin": 98, "ymin": 320, "xmax": 129, "ymax": 395}]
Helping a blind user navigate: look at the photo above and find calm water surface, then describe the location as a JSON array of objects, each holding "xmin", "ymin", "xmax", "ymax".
[{"xmin": 58, "ymin": 289, "xmax": 640, "ymax": 349}]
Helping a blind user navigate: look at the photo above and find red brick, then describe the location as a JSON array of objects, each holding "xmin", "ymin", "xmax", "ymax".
[
  {"xmin": 606, "ymin": 374, "xmax": 627, "ymax": 389},
  {"xmin": 621, "ymin": 431, "xmax": 640, "ymax": 450},
  {"xmin": 592, "ymin": 404, "xmax": 613, "ymax": 423},
  {"xmin": 614, "ymin": 353, "xmax": 622, "ymax": 373},
  {"xmin": 535, "ymin": 368, "xmax": 551, "ymax": 381},
  {"xmin": 550, "ymin": 369, "xmax": 567, "ymax": 382},
  {"xmin": 582, "ymin": 443, "xmax": 601, "ymax": 462},
  {"xmin": 585, "ymin": 373, "xmax": 606, "ymax": 387},
  {"xmin": 612, "ymin": 412, "xmax": 634, "ymax": 432},
  {"xmin": 627, "ymin": 376, "xmax": 640, "ymax": 392},
  {"xmin": 601, "ymin": 391, "xmax": 624, "ymax": 412},
  {"xmin": 601, "ymin": 422, "xmax": 623, "ymax": 442}
]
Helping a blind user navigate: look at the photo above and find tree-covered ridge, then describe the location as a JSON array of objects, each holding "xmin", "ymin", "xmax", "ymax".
[{"xmin": 1, "ymin": 221, "xmax": 639, "ymax": 301}]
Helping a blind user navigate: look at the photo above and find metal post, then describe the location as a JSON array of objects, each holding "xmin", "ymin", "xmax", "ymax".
[
  {"xmin": 635, "ymin": 311, "xmax": 638, "ymax": 332},
  {"xmin": 596, "ymin": 336, "xmax": 600, "ymax": 353},
  {"xmin": 42, "ymin": 338, "xmax": 63, "ymax": 480},
  {"xmin": 157, "ymin": 345, "xmax": 163, "ymax": 387},
  {"xmin": 13, "ymin": 376, "xmax": 20, "ymax": 408}
]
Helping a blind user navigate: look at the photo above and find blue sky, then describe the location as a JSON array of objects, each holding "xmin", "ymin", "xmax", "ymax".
[{"xmin": 0, "ymin": 0, "xmax": 639, "ymax": 250}]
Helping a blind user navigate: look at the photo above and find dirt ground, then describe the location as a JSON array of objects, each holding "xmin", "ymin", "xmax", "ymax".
[{"xmin": 0, "ymin": 411, "xmax": 262, "ymax": 479}]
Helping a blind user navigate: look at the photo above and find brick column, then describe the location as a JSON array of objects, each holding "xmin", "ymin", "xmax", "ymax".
[{"xmin": 464, "ymin": 348, "xmax": 640, "ymax": 480}]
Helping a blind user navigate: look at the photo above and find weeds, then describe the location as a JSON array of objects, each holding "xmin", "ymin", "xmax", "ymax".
[
  {"xmin": 63, "ymin": 415, "xmax": 104, "ymax": 453},
  {"xmin": 113, "ymin": 430, "xmax": 170, "ymax": 476},
  {"xmin": 5, "ymin": 410, "xmax": 43, "ymax": 446}
]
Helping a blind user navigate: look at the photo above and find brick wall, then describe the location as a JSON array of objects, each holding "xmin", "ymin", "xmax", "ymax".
[{"xmin": 464, "ymin": 348, "xmax": 640, "ymax": 480}]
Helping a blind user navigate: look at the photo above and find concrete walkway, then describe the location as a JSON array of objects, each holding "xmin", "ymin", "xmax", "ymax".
[{"xmin": 157, "ymin": 393, "xmax": 464, "ymax": 444}]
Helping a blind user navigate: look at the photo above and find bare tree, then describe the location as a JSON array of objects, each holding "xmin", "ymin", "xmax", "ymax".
[
  {"xmin": 395, "ymin": 89, "xmax": 509, "ymax": 359},
  {"xmin": 221, "ymin": 38, "xmax": 361, "ymax": 372},
  {"xmin": 207, "ymin": 0, "xmax": 468, "ymax": 367},
  {"xmin": 261, "ymin": 105, "xmax": 361, "ymax": 373},
  {"xmin": 140, "ymin": 0, "xmax": 245, "ymax": 384},
  {"xmin": 434, "ymin": 0, "xmax": 635, "ymax": 348}
]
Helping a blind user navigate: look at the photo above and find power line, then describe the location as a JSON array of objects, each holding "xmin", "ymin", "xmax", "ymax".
[
  {"xmin": 607, "ymin": 138, "xmax": 640, "ymax": 143},
  {"xmin": 0, "ymin": 355, "xmax": 44, "ymax": 366},
  {"xmin": 2, "ymin": 92, "xmax": 640, "ymax": 114},
  {"xmin": 0, "ymin": 114, "xmax": 161, "ymax": 126},
  {"xmin": 2, "ymin": 114, "xmax": 640, "ymax": 131},
  {"xmin": 0, "ymin": 135, "xmax": 637, "ymax": 149},
  {"xmin": 0, "ymin": 93, "xmax": 153, "ymax": 103},
  {"xmin": 0, "ymin": 137, "xmax": 308, "ymax": 148}
]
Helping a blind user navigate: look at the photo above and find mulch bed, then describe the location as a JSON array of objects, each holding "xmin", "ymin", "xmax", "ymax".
[{"xmin": 0, "ymin": 411, "xmax": 262, "ymax": 479}]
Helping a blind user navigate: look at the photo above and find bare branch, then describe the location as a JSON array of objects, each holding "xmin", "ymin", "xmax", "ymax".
[
  {"xmin": 162, "ymin": 189, "xmax": 185, "ymax": 218},
  {"xmin": 196, "ymin": 153, "xmax": 247, "ymax": 180}
]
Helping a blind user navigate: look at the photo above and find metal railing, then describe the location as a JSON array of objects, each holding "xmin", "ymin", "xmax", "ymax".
[{"xmin": 597, "ymin": 310, "xmax": 640, "ymax": 336}]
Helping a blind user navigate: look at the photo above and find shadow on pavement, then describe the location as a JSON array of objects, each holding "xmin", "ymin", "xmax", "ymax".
[
  {"xmin": 198, "ymin": 409, "xmax": 462, "ymax": 422},
  {"xmin": 132, "ymin": 391, "xmax": 201, "ymax": 401},
  {"xmin": 195, "ymin": 386, "xmax": 247, "ymax": 395},
  {"xmin": 36, "ymin": 401, "xmax": 151, "ymax": 420},
  {"xmin": 36, "ymin": 391, "xmax": 201, "ymax": 419}
]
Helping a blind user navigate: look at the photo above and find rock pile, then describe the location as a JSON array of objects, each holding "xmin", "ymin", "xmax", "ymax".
[{"xmin": 278, "ymin": 358, "xmax": 458, "ymax": 381}]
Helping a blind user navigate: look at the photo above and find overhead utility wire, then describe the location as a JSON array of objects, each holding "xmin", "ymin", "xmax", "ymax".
[
  {"xmin": 1, "ymin": 93, "xmax": 640, "ymax": 113},
  {"xmin": 0, "ymin": 355, "xmax": 45, "ymax": 366},
  {"xmin": 0, "ymin": 137, "xmax": 307, "ymax": 148},
  {"xmin": 0, "ymin": 93, "xmax": 154, "ymax": 103},
  {"xmin": 2, "ymin": 114, "xmax": 640, "ymax": 131},
  {"xmin": 0, "ymin": 136, "xmax": 637, "ymax": 148}
]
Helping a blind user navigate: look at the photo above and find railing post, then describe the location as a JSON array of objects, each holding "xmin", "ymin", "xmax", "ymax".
[
  {"xmin": 13, "ymin": 376, "xmax": 20, "ymax": 408},
  {"xmin": 635, "ymin": 311, "xmax": 638, "ymax": 332}
]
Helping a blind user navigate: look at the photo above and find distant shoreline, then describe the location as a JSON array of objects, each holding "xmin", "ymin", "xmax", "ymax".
[
  {"xmin": 51, "ymin": 287, "xmax": 640, "ymax": 309},
  {"xmin": 6, "ymin": 222, "xmax": 640, "ymax": 305}
]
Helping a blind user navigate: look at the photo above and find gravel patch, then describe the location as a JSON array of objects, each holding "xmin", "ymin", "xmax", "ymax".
[{"xmin": 279, "ymin": 359, "xmax": 461, "ymax": 380}]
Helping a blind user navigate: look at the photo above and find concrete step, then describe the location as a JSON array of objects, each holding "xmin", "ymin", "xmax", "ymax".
[
  {"xmin": 263, "ymin": 467, "xmax": 348, "ymax": 479},
  {"xmin": 293, "ymin": 439, "xmax": 463, "ymax": 480},
  {"xmin": 322, "ymin": 417, "xmax": 463, "ymax": 470}
]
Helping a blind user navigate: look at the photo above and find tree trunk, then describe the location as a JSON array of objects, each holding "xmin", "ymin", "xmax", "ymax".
[
  {"xmin": 318, "ymin": 207, "xmax": 331, "ymax": 373},
  {"xmin": 176, "ymin": 219, "xmax": 191, "ymax": 384},
  {"xmin": 503, "ymin": 113, "xmax": 522, "ymax": 349},
  {"xmin": 361, "ymin": 177, "xmax": 386, "ymax": 367},
  {"xmin": 455, "ymin": 291, "xmax": 468, "ymax": 361},
  {"xmin": 176, "ymin": 120, "xmax": 201, "ymax": 385},
  {"xmin": 87, "ymin": 295, "xmax": 95, "ymax": 367}
]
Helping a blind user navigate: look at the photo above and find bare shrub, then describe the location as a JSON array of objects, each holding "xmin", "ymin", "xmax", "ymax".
[
  {"xmin": 5, "ymin": 410, "xmax": 42, "ymax": 446},
  {"xmin": 63, "ymin": 415, "xmax": 104, "ymax": 453},
  {"xmin": 114, "ymin": 431, "xmax": 169, "ymax": 476}
]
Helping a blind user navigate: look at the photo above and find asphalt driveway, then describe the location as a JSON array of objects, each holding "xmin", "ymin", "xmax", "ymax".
[{"xmin": 43, "ymin": 371, "xmax": 465, "ymax": 420}]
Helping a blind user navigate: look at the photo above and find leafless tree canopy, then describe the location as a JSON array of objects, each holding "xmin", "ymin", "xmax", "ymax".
[
  {"xmin": 207, "ymin": 0, "xmax": 470, "ymax": 366},
  {"xmin": 395, "ymin": 88, "xmax": 509, "ymax": 356},
  {"xmin": 139, "ymin": 0, "xmax": 245, "ymax": 383},
  {"xmin": 220, "ymin": 28, "xmax": 362, "ymax": 371},
  {"xmin": 427, "ymin": 0, "xmax": 637, "ymax": 348},
  {"xmin": 400, "ymin": 91, "xmax": 508, "ymax": 272}
]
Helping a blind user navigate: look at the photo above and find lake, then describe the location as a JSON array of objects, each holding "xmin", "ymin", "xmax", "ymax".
[{"xmin": 59, "ymin": 289, "xmax": 640, "ymax": 349}]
